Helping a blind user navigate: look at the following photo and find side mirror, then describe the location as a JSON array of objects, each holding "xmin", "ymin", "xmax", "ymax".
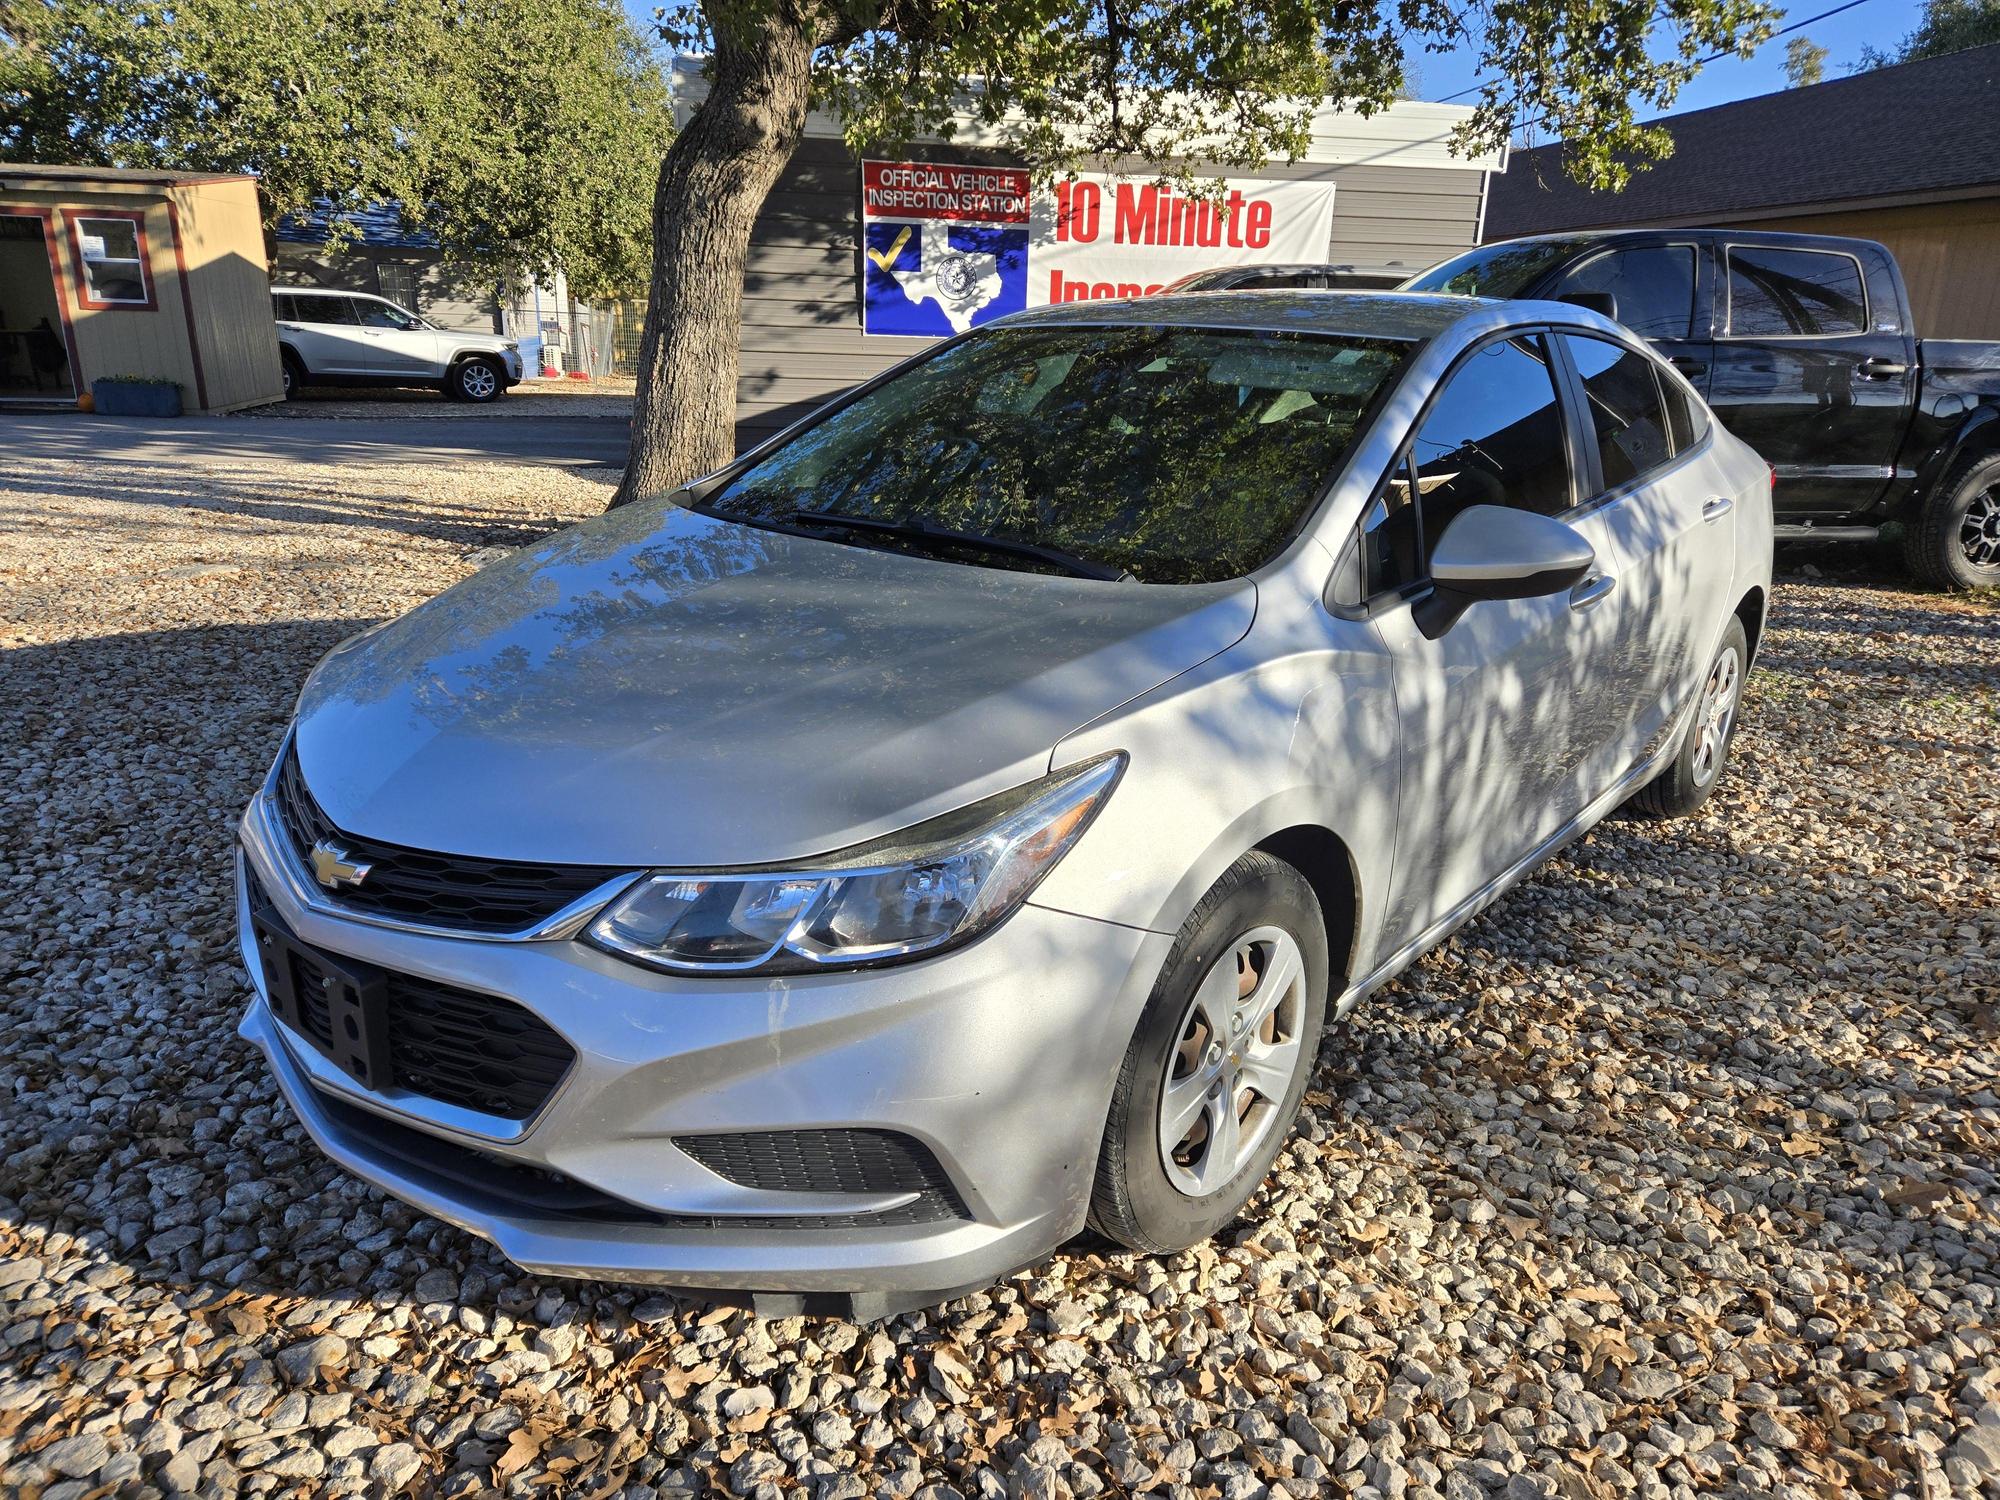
[
  {"xmin": 1413, "ymin": 505, "xmax": 1596, "ymax": 640},
  {"xmin": 1558, "ymin": 290, "xmax": 1618, "ymax": 321}
]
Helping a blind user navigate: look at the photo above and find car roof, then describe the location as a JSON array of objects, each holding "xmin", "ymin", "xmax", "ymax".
[
  {"xmin": 274, "ymin": 287, "xmax": 387, "ymax": 298},
  {"xmin": 1002, "ymin": 289, "xmax": 1496, "ymax": 341}
]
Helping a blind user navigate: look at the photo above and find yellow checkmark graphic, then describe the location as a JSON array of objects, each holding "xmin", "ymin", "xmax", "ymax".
[{"xmin": 865, "ymin": 225, "xmax": 913, "ymax": 272}]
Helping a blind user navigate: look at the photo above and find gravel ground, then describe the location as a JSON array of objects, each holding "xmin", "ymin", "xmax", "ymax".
[
  {"xmin": 240, "ymin": 377, "xmax": 634, "ymax": 421},
  {"xmin": 2, "ymin": 452, "xmax": 1997, "ymax": 1500}
]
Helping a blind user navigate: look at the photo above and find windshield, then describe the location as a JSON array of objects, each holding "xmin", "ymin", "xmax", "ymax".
[
  {"xmin": 700, "ymin": 323, "xmax": 1411, "ymax": 584},
  {"xmin": 1402, "ymin": 239, "xmax": 1590, "ymax": 299}
]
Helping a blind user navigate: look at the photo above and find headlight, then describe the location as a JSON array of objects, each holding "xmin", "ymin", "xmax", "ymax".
[{"xmin": 586, "ymin": 754, "xmax": 1124, "ymax": 975}]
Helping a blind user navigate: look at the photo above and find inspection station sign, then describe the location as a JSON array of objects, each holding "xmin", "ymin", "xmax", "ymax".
[{"xmin": 860, "ymin": 159, "xmax": 1337, "ymax": 337}]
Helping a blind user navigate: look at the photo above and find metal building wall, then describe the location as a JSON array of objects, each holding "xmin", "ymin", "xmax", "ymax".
[{"xmin": 730, "ymin": 137, "xmax": 1493, "ymax": 447}]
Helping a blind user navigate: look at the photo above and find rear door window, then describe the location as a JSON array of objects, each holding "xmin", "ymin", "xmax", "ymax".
[
  {"xmin": 272, "ymin": 293, "xmax": 296, "ymax": 321},
  {"xmin": 1552, "ymin": 247, "xmax": 1698, "ymax": 339},
  {"xmin": 1726, "ymin": 247, "xmax": 1867, "ymax": 336},
  {"xmin": 1659, "ymin": 373, "xmax": 1706, "ymax": 453},
  {"xmin": 298, "ymin": 295, "xmax": 357, "ymax": 326},
  {"xmin": 1561, "ymin": 335, "xmax": 1674, "ymax": 490}
]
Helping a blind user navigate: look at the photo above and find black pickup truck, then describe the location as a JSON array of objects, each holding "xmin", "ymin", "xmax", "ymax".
[{"xmin": 1404, "ymin": 229, "xmax": 2000, "ymax": 589}]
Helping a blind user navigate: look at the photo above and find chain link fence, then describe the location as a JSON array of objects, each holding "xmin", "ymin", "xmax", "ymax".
[{"xmin": 497, "ymin": 301, "xmax": 623, "ymax": 379}]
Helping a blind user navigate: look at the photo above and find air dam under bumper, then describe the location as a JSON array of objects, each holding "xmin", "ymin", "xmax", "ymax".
[{"xmin": 235, "ymin": 824, "xmax": 1172, "ymax": 1310}]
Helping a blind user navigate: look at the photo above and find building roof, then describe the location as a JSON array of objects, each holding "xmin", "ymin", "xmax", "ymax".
[
  {"xmin": 0, "ymin": 163, "xmax": 253, "ymax": 190},
  {"xmin": 274, "ymin": 201, "xmax": 441, "ymax": 250},
  {"xmin": 1487, "ymin": 42, "xmax": 2000, "ymax": 238}
]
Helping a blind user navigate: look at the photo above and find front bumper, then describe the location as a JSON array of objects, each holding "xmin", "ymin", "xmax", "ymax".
[{"xmin": 235, "ymin": 789, "xmax": 1170, "ymax": 1305}]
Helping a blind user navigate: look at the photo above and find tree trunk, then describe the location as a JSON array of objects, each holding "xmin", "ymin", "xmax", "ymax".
[{"xmin": 609, "ymin": 17, "xmax": 819, "ymax": 508}]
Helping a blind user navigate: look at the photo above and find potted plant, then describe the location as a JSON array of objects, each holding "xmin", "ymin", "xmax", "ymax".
[{"xmin": 90, "ymin": 376, "xmax": 184, "ymax": 418}]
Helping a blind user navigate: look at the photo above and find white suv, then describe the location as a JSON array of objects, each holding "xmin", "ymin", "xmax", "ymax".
[{"xmin": 272, "ymin": 289, "xmax": 525, "ymax": 403}]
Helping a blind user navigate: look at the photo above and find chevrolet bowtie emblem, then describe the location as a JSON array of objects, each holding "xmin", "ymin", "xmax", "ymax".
[{"xmin": 309, "ymin": 839, "xmax": 373, "ymax": 890}]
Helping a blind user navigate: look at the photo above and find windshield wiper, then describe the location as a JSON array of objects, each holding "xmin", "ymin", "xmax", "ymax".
[{"xmin": 787, "ymin": 510, "xmax": 1134, "ymax": 582}]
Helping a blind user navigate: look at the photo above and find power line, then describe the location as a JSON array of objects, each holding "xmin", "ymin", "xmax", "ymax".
[{"xmin": 1427, "ymin": 0, "xmax": 1878, "ymax": 107}]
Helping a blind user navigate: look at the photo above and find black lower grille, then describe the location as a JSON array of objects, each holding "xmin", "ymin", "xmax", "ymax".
[
  {"xmin": 274, "ymin": 744, "xmax": 630, "ymax": 934},
  {"xmin": 249, "ymin": 860, "xmax": 575, "ymax": 1119},
  {"xmin": 319, "ymin": 1095, "xmax": 959, "ymax": 1230},
  {"xmin": 676, "ymin": 1129, "xmax": 968, "ymax": 1219}
]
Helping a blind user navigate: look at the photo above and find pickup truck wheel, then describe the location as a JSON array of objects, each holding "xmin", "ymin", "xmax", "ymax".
[
  {"xmin": 1628, "ymin": 616, "xmax": 1748, "ymax": 820},
  {"xmin": 447, "ymin": 357, "xmax": 503, "ymax": 404},
  {"xmin": 1904, "ymin": 450, "xmax": 2000, "ymax": 591},
  {"xmin": 1088, "ymin": 851, "xmax": 1327, "ymax": 1254}
]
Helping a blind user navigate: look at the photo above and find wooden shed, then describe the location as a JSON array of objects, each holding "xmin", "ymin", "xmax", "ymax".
[
  {"xmin": 670, "ymin": 57, "xmax": 1510, "ymax": 447},
  {"xmin": 0, "ymin": 165, "xmax": 284, "ymax": 412}
]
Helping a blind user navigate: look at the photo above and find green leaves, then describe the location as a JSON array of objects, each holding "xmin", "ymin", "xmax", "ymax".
[
  {"xmin": 0, "ymin": 0, "xmax": 673, "ymax": 298},
  {"xmin": 658, "ymin": 0, "xmax": 1777, "ymax": 192}
]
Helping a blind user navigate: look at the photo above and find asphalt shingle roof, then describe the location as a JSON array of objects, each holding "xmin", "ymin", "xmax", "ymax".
[
  {"xmin": 1486, "ymin": 42, "xmax": 2000, "ymax": 238},
  {"xmin": 273, "ymin": 202, "xmax": 440, "ymax": 250}
]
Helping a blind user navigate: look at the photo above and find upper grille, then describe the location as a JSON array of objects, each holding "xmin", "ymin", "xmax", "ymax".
[
  {"xmin": 274, "ymin": 744, "xmax": 631, "ymax": 934},
  {"xmin": 676, "ymin": 1129, "xmax": 968, "ymax": 1219}
]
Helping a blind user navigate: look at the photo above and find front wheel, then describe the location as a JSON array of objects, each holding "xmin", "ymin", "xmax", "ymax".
[
  {"xmin": 1904, "ymin": 450, "xmax": 2000, "ymax": 591},
  {"xmin": 1089, "ymin": 851, "xmax": 1328, "ymax": 1254},
  {"xmin": 447, "ymin": 357, "xmax": 504, "ymax": 404},
  {"xmin": 1628, "ymin": 615, "xmax": 1749, "ymax": 820}
]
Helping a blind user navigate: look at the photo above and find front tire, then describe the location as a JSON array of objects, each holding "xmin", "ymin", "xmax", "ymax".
[
  {"xmin": 1629, "ymin": 615, "xmax": 1749, "ymax": 820},
  {"xmin": 1904, "ymin": 450, "xmax": 2000, "ymax": 591},
  {"xmin": 447, "ymin": 357, "xmax": 504, "ymax": 404},
  {"xmin": 1089, "ymin": 852, "xmax": 1328, "ymax": 1254}
]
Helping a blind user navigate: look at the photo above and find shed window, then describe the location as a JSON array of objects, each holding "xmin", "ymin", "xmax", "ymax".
[{"xmin": 74, "ymin": 216, "xmax": 151, "ymax": 306}]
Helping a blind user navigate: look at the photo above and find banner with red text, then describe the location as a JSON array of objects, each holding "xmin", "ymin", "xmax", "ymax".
[
  {"xmin": 859, "ymin": 160, "xmax": 1336, "ymax": 334},
  {"xmin": 1028, "ymin": 174, "xmax": 1336, "ymax": 306}
]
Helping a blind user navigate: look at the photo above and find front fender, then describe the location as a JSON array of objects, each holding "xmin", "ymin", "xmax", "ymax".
[{"xmin": 1030, "ymin": 559, "xmax": 1402, "ymax": 981}]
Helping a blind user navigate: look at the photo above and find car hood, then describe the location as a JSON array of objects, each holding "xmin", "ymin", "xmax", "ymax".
[{"xmin": 292, "ymin": 499, "xmax": 1255, "ymax": 866}]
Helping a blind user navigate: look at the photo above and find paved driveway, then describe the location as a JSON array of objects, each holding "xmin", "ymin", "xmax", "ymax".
[{"xmin": 0, "ymin": 411, "xmax": 631, "ymax": 469}]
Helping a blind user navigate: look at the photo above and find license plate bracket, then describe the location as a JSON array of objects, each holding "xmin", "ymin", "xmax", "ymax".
[{"xmin": 250, "ymin": 899, "xmax": 392, "ymax": 1093}]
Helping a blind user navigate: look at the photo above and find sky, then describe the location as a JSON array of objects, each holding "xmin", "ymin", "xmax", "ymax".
[
  {"xmin": 1416, "ymin": 0, "xmax": 1928, "ymax": 137},
  {"xmin": 625, "ymin": 0, "xmax": 1933, "ymax": 138}
]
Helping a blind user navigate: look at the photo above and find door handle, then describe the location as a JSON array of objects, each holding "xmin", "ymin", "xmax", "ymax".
[
  {"xmin": 1668, "ymin": 355, "xmax": 1706, "ymax": 374},
  {"xmin": 1701, "ymin": 495, "xmax": 1735, "ymax": 524},
  {"xmin": 1568, "ymin": 574, "xmax": 1617, "ymax": 612},
  {"xmin": 1857, "ymin": 357, "xmax": 1908, "ymax": 379}
]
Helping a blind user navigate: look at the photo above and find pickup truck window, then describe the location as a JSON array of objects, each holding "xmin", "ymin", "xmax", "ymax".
[
  {"xmin": 1551, "ymin": 248, "xmax": 1697, "ymax": 340},
  {"xmin": 1726, "ymin": 247, "xmax": 1867, "ymax": 337},
  {"xmin": 1562, "ymin": 335, "xmax": 1673, "ymax": 490},
  {"xmin": 1399, "ymin": 239, "xmax": 1588, "ymax": 299}
]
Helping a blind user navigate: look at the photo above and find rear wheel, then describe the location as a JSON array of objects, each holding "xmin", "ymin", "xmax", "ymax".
[
  {"xmin": 279, "ymin": 351, "xmax": 304, "ymax": 401},
  {"xmin": 1628, "ymin": 615, "xmax": 1748, "ymax": 820},
  {"xmin": 447, "ymin": 356, "xmax": 503, "ymax": 404},
  {"xmin": 1089, "ymin": 852, "xmax": 1327, "ymax": 1254},
  {"xmin": 1904, "ymin": 450, "xmax": 2000, "ymax": 591}
]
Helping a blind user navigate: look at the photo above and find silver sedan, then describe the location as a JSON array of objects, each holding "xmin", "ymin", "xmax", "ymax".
[{"xmin": 236, "ymin": 292, "xmax": 1773, "ymax": 1317}]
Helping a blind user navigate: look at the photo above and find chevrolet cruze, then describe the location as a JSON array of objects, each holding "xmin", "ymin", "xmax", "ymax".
[{"xmin": 238, "ymin": 292, "xmax": 1772, "ymax": 1317}]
